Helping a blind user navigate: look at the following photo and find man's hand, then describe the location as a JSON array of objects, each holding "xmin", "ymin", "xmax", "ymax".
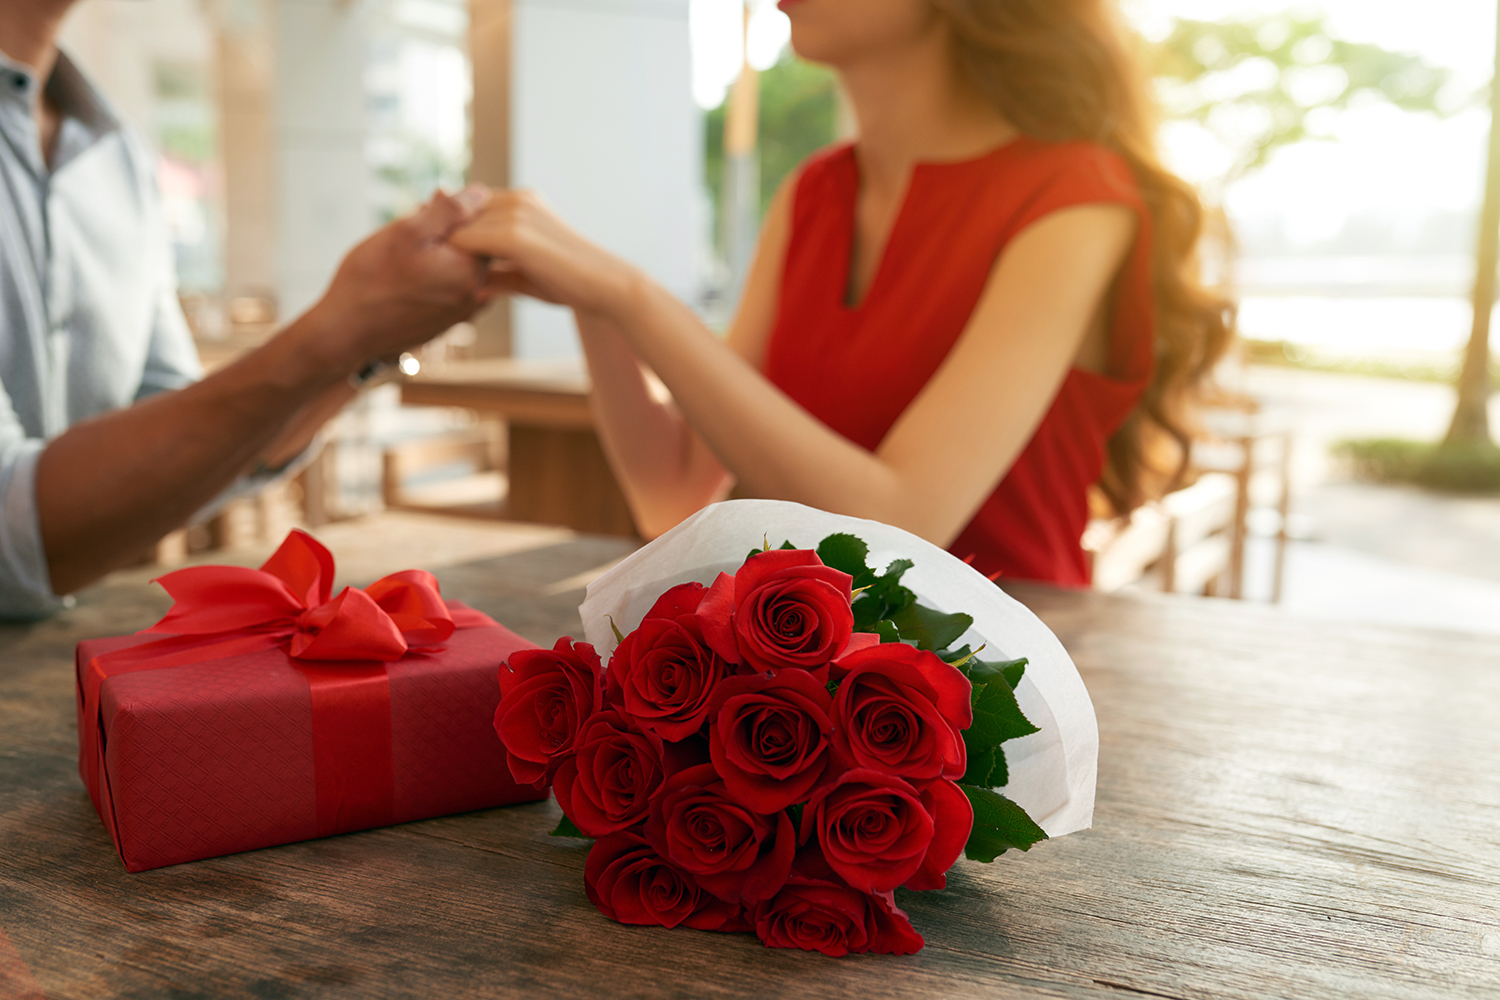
[{"xmin": 304, "ymin": 186, "xmax": 495, "ymax": 374}]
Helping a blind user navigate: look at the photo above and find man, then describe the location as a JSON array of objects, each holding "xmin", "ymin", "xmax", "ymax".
[{"xmin": 0, "ymin": 1, "xmax": 494, "ymax": 617}]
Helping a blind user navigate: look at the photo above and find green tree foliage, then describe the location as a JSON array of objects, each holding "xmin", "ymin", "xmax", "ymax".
[
  {"xmin": 704, "ymin": 55, "xmax": 839, "ymax": 244},
  {"xmin": 704, "ymin": 14, "xmax": 1453, "ymax": 234},
  {"xmin": 1153, "ymin": 14, "xmax": 1455, "ymax": 183}
]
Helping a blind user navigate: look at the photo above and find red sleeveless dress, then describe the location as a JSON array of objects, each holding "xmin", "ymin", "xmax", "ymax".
[{"xmin": 762, "ymin": 137, "xmax": 1154, "ymax": 587}]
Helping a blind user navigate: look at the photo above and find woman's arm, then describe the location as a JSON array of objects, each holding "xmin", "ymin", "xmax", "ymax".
[
  {"xmin": 572, "ymin": 314, "xmax": 727, "ymax": 537},
  {"xmin": 454, "ymin": 193, "xmax": 1134, "ymax": 546},
  {"xmin": 576, "ymin": 181, "xmax": 795, "ymax": 536},
  {"xmin": 488, "ymin": 182, "xmax": 795, "ymax": 537}
]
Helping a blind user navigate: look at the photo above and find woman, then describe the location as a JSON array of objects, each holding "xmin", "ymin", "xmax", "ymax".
[{"xmin": 452, "ymin": 0, "xmax": 1232, "ymax": 586}]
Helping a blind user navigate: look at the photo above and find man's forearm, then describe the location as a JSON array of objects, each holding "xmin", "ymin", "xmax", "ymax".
[
  {"xmin": 34, "ymin": 185, "xmax": 492, "ymax": 597},
  {"xmin": 253, "ymin": 380, "xmax": 357, "ymax": 473},
  {"xmin": 36, "ymin": 307, "xmax": 353, "ymax": 595}
]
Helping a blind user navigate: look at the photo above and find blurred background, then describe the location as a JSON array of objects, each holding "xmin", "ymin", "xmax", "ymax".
[{"xmin": 59, "ymin": 0, "xmax": 1500, "ymax": 633}]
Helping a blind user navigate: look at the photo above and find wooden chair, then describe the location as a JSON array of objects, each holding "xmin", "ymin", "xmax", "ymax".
[
  {"xmin": 1156, "ymin": 472, "xmax": 1238, "ymax": 595},
  {"xmin": 1194, "ymin": 408, "xmax": 1294, "ymax": 602},
  {"xmin": 1084, "ymin": 502, "xmax": 1172, "ymax": 593},
  {"xmin": 1085, "ymin": 472, "xmax": 1241, "ymax": 598},
  {"xmin": 380, "ymin": 423, "xmax": 506, "ymax": 516}
]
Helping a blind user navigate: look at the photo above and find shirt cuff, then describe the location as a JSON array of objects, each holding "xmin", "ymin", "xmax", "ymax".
[
  {"xmin": 0, "ymin": 440, "xmax": 66, "ymax": 620},
  {"xmin": 186, "ymin": 438, "xmax": 320, "ymax": 528}
]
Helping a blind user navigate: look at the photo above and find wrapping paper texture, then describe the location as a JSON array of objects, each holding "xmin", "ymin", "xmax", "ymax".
[
  {"xmin": 76, "ymin": 621, "xmax": 545, "ymax": 872},
  {"xmin": 579, "ymin": 500, "xmax": 1098, "ymax": 837}
]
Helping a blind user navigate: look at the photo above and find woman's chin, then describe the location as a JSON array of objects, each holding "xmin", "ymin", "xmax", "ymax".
[{"xmin": 785, "ymin": 30, "xmax": 847, "ymax": 69}]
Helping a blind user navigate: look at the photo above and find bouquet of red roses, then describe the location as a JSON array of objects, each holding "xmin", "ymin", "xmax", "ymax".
[{"xmin": 492, "ymin": 501, "xmax": 1097, "ymax": 956}]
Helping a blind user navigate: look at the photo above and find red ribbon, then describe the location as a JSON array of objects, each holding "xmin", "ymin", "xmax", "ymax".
[{"xmin": 82, "ymin": 530, "xmax": 496, "ymax": 844}]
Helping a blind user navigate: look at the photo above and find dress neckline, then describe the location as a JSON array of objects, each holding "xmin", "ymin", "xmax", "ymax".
[{"xmin": 837, "ymin": 136, "xmax": 1034, "ymax": 311}]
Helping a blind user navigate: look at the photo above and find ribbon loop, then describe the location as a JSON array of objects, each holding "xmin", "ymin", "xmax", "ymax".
[
  {"xmin": 146, "ymin": 565, "xmax": 304, "ymax": 636},
  {"xmin": 366, "ymin": 569, "xmax": 456, "ymax": 646},
  {"xmin": 142, "ymin": 530, "xmax": 434, "ymax": 663},
  {"xmin": 290, "ymin": 587, "xmax": 409, "ymax": 661},
  {"xmin": 259, "ymin": 529, "xmax": 337, "ymax": 608}
]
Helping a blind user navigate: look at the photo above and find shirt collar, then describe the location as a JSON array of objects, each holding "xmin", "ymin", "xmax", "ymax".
[{"xmin": 0, "ymin": 47, "xmax": 121, "ymax": 176}]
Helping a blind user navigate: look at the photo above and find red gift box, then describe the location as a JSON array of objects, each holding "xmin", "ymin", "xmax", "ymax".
[{"xmin": 75, "ymin": 531, "xmax": 546, "ymax": 872}]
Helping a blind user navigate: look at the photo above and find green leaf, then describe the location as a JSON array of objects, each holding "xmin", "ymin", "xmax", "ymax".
[
  {"xmin": 966, "ymin": 656, "xmax": 1028, "ymax": 687},
  {"xmin": 964, "ymin": 708, "xmax": 1005, "ymax": 754},
  {"xmin": 889, "ymin": 601, "xmax": 973, "ymax": 652},
  {"xmin": 973, "ymin": 674, "xmax": 1037, "ymax": 736},
  {"xmin": 961, "ymin": 747, "xmax": 997, "ymax": 787},
  {"xmin": 779, "ymin": 539, "xmax": 797, "ymax": 550},
  {"xmin": 966, "ymin": 677, "xmax": 1040, "ymax": 755},
  {"xmin": 1001, "ymin": 659, "xmax": 1028, "ymax": 690},
  {"xmin": 964, "ymin": 676, "xmax": 1039, "ymax": 758},
  {"xmin": 959, "ymin": 785, "xmax": 1047, "ymax": 862},
  {"xmin": 869, "ymin": 619, "xmax": 901, "ymax": 643},
  {"xmin": 549, "ymin": 814, "xmax": 590, "ymax": 839},
  {"xmin": 989, "ymin": 745, "xmax": 1008, "ymax": 788},
  {"xmin": 852, "ymin": 558, "xmax": 916, "ymax": 630},
  {"xmin": 816, "ymin": 533, "xmax": 874, "ymax": 586},
  {"xmin": 868, "ymin": 559, "xmax": 914, "ymax": 600}
]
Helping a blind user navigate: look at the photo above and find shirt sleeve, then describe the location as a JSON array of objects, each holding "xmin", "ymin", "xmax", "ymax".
[
  {"xmin": 128, "ymin": 144, "xmax": 297, "ymax": 526},
  {"xmin": 0, "ymin": 386, "xmax": 61, "ymax": 619},
  {"xmin": 134, "ymin": 193, "xmax": 203, "ymax": 402}
]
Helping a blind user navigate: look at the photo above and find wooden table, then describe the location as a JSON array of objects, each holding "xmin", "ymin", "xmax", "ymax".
[
  {"xmin": 400, "ymin": 359, "xmax": 638, "ymax": 537},
  {"xmin": 2, "ymin": 513, "xmax": 1497, "ymax": 999}
]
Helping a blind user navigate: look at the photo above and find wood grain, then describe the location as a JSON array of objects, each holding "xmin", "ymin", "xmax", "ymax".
[
  {"xmin": 2, "ymin": 518, "xmax": 1497, "ymax": 999},
  {"xmin": 506, "ymin": 427, "xmax": 638, "ymax": 537}
]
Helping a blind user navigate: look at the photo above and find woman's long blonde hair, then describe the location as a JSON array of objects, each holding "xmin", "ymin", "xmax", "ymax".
[{"xmin": 937, "ymin": 0, "xmax": 1236, "ymax": 514}]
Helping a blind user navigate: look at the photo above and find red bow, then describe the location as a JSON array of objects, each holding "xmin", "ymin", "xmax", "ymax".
[{"xmin": 141, "ymin": 529, "xmax": 482, "ymax": 660}]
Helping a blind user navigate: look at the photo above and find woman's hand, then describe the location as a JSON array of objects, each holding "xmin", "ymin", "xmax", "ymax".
[
  {"xmin": 448, "ymin": 189, "xmax": 641, "ymax": 315},
  {"xmin": 305, "ymin": 188, "xmax": 496, "ymax": 374}
]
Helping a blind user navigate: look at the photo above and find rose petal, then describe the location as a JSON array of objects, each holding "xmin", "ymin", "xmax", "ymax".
[
  {"xmin": 696, "ymin": 572, "xmax": 740, "ymax": 664},
  {"xmin": 904, "ymin": 778, "xmax": 973, "ymax": 891}
]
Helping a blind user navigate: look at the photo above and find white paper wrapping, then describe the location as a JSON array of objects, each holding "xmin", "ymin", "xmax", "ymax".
[{"xmin": 578, "ymin": 499, "xmax": 1097, "ymax": 838}]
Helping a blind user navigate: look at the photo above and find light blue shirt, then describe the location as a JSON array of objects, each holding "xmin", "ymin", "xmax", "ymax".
[{"xmin": 0, "ymin": 49, "xmax": 202, "ymax": 617}]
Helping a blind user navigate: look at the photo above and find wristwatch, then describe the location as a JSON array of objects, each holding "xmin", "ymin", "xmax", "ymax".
[{"xmin": 348, "ymin": 352, "xmax": 421, "ymax": 391}]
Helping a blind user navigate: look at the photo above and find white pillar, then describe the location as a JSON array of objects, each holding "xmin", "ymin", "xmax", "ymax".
[
  {"xmin": 508, "ymin": 0, "xmax": 700, "ymax": 359},
  {"xmin": 217, "ymin": 0, "xmax": 277, "ymax": 303},
  {"xmin": 272, "ymin": 0, "xmax": 375, "ymax": 320}
]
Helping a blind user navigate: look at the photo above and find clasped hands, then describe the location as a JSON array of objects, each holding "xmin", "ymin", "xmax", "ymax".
[{"xmin": 310, "ymin": 183, "xmax": 633, "ymax": 379}]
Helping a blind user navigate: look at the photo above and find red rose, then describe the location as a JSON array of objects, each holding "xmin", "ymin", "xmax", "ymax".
[
  {"xmin": 752, "ymin": 875, "xmax": 924, "ymax": 957},
  {"xmin": 585, "ymin": 832, "xmax": 741, "ymax": 931},
  {"xmin": 697, "ymin": 549, "xmax": 872, "ymax": 679},
  {"xmin": 494, "ymin": 638, "xmax": 602, "ymax": 788},
  {"xmin": 800, "ymin": 769, "xmax": 934, "ymax": 892},
  {"xmin": 904, "ymin": 777, "xmax": 972, "ymax": 890},
  {"xmin": 708, "ymin": 670, "xmax": 836, "ymax": 813},
  {"xmin": 608, "ymin": 583, "xmax": 732, "ymax": 741},
  {"xmin": 831, "ymin": 643, "xmax": 972, "ymax": 781},
  {"xmin": 644, "ymin": 763, "xmax": 794, "ymax": 905},
  {"xmin": 800, "ymin": 770, "xmax": 974, "ymax": 892},
  {"xmin": 553, "ymin": 709, "xmax": 666, "ymax": 838}
]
